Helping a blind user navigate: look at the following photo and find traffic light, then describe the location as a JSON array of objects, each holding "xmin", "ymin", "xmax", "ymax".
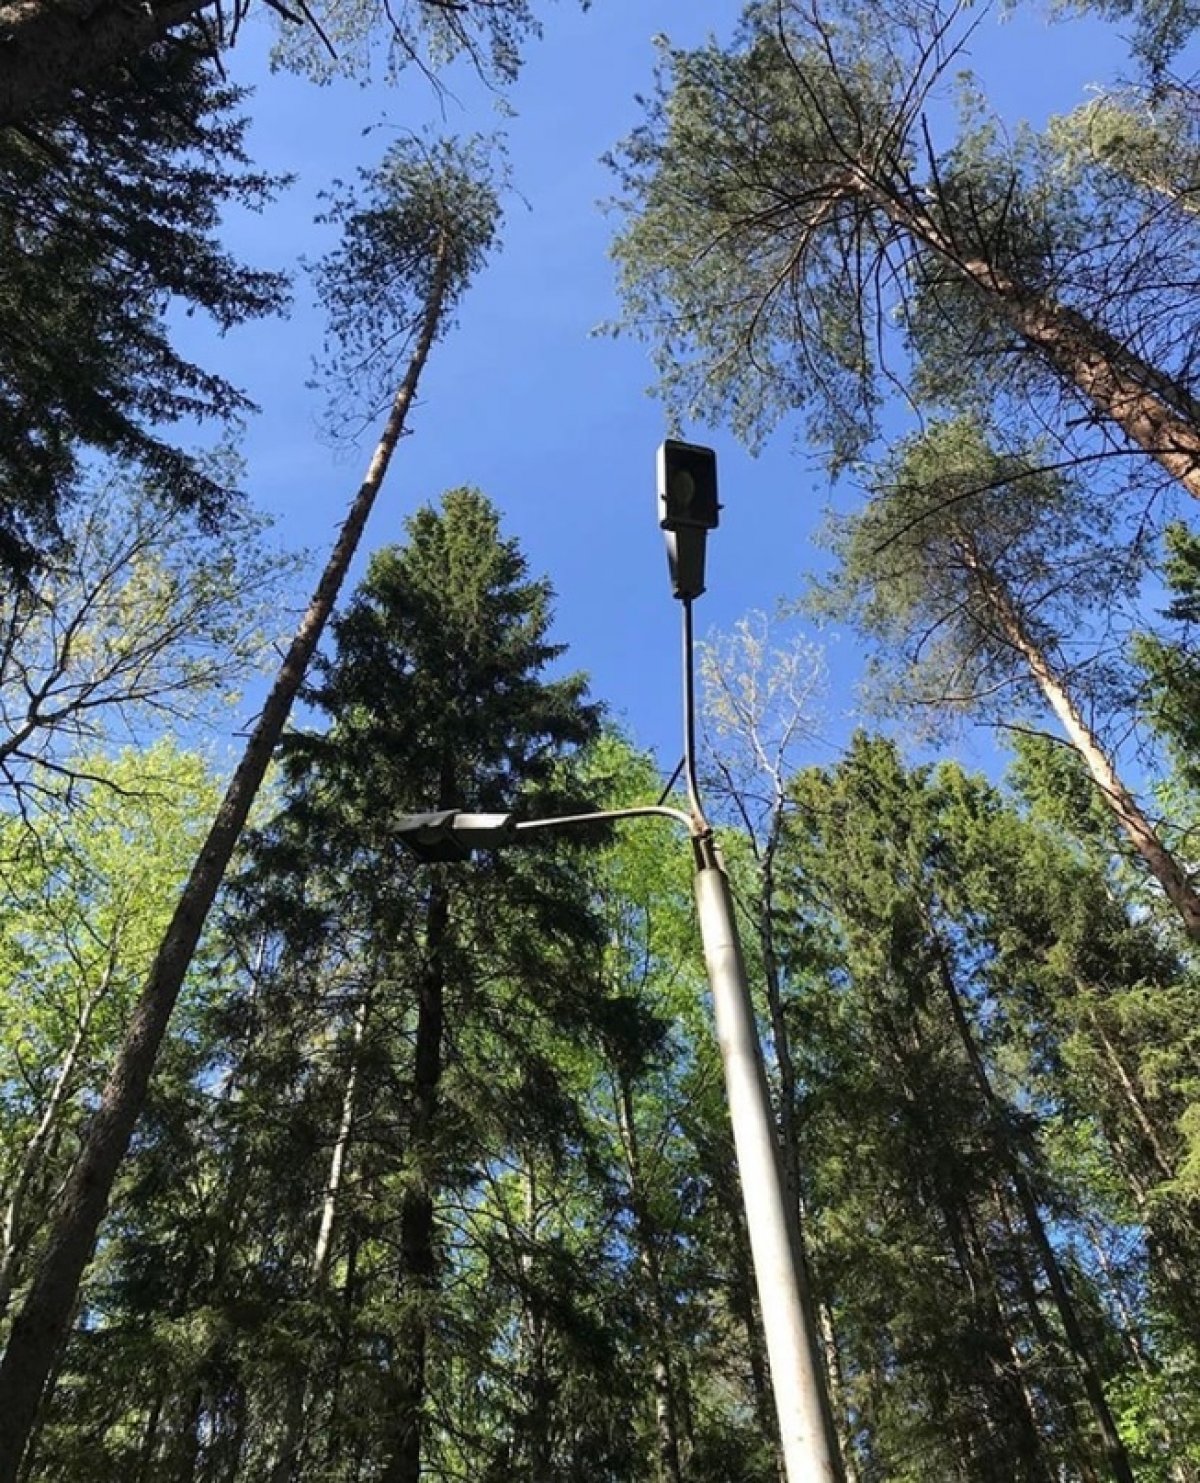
[{"xmin": 657, "ymin": 439, "xmax": 720, "ymax": 531}]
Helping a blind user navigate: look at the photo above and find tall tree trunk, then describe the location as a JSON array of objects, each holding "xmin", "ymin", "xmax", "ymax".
[
  {"xmin": 614, "ymin": 1072, "xmax": 685, "ymax": 1483},
  {"xmin": 0, "ymin": 950, "xmax": 116, "ymax": 1322},
  {"xmin": 926, "ymin": 922, "xmax": 1136, "ymax": 1483},
  {"xmin": 0, "ymin": 243, "xmax": 453, "ymax": 1483},
  {"xmin": 863, "ymin": 178, "xmax": 1200, "ymax": 503},
  {"xmin": 961, "ymin": 1200, "xmax": 1052, "ymax": 1480},
  {"xmin": 516, "ymin": 1159, "xmax": 553, "ymax": 1480},
  {"xmin": 271, "ymin": 990, "xmax": 371, "ymax": 1483},
  {"xmin": 381, "ymin": 876, "xmax": 449, "ymax": 1483},
  {"xmin": 754, "ymin": 842, "xmax": 859, "ymax": 1483},
  {"xmin": 958, "ymin": 535, "xmax": 1200, "ymax": 939},
  {"xmin": 884, "ymin": 1017, "xmax": 1048, "ymax": 1478}
]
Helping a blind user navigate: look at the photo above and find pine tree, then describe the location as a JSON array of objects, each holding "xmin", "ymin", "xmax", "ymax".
[
  {"xmin": 813, "ymin": 415, "xmax": 1200, "ymax": 940},
  {"xmin": 609, "ymin": 1, "xmax": 1200, "ymax": 507},
  {"xmin": 0, "ymin": 134, "xmax": 501, "ymax": 1482}
]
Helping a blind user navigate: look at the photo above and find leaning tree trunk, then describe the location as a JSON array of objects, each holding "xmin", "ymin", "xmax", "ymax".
[
  {"xmin": 0, "ymin": 243, "xmax": 453, "ymax": 1483},
  {"xmin": 1085, "ymin": 1004, "xmax": 1181, "ymax": 1186},
  {"xmin": 958, "ymin": 536, "xmax": 1200, "ymax": 940},
  {"xmin": 862, "ymin": 177, "xmax": 1200, "ymax": 504}
]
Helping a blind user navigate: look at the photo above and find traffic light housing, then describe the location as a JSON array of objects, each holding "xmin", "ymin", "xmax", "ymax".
[{"xmin": 657, "ymin": 439, "xmax": 719, "ymax": 600}]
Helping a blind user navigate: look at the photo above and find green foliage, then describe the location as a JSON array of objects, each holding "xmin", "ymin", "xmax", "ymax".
[
  {"xmin": 312, "ymin": 135, "xmax": 503, "ymax": 428},
  {"xmin": 271, "ymin": 0, "xmax": 548, "ymax": 88},
  {"xmin": 1047, "ymin": 83, "xmax": 1200, "ymax": 213},
  {"xmin": 12, "ymin": 511, "xmax": 790, "ymax": 1479},
  {"xmin": 782, "ymin": 734, "xmax": 1200, "ymax": 1476},
  {"xmin": 0, "ymin": 743, "xmax": 222, "ymax": 1331},
  {"xmin": 0, "ymin": 477, "xmax": 291, "ymax": 827},
  {"xmin": 0, "ymin": 42, "xmax": 288, "ymax": 573},
  {"xmin": 125, "ymin": 487, "xmax": 618, "ymax": 1480},
  {"xmin": 609, "ymin": 11, "xmax": 903, "ymax": 460},
  {"xmin": 611, "ymin": 0, "xmax": 1200, "ymax": 537},
  {"xmin": 1007, "ymin": 730, "xmax": 1121, "ymax": 847},
  {"xmin": 1049, "ymin": 0, "xmax": 1199, "ymax": 74},
  {"xmin": 291, "ymin": 486, "xmax": 597, "ymax": 813},
  {"xmin": 1134, "ymin": 524, "xmax": 1200, "ymax": 791},
  {"xmin": 814, "ymin": 415, "xmax": 1136, "ymax": 725}
]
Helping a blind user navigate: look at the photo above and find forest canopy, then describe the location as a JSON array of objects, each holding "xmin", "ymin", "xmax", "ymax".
[{"xmin": 3, "ymin": 1, "xmax": 1200, "ymax": 1480}]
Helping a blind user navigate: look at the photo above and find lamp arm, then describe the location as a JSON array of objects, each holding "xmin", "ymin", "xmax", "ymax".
[{"xmin": 511, "ymin": 804, "xmax": 693, "ymax": 837}]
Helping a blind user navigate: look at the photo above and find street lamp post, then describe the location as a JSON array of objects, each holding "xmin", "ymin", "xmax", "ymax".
[
  {"xmin": 394, "ymin": 444, "xmax": 844, "ymax": 1482},
  {"xmin": 657, "ymin": 440, "xmax": 843, "ymax": 1483}
]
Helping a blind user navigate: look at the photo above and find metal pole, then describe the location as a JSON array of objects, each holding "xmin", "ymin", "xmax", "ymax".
[
  {"xmin": 693, "ymin": 835, "xmax": 843, "ymax": 1483},
  {"xmin": 681, "ymin": 595, "xmax": 706, "ymax": 831}
]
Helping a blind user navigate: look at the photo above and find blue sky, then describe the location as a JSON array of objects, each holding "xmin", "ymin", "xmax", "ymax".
[{"xmin": 184, "ymin": 0, "xmax": 1139, "ymax": 783}]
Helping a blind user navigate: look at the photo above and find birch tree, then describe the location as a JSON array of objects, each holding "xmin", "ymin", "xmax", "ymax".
[
  {"xmin": 0, "ymin": 743, "xmax": 219, "ymax": 1328},
  {"xmin": 0, "ymin": 482, "xmax": 287, "ymax": 827}
]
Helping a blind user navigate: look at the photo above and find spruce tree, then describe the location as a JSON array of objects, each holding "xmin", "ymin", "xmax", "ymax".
[
  {"xmin": 0, "ymin": 42, "xmax": 287, "ymax": 573},
  {"xmin": 138, "ymin": 489, "xmax": 610, "ymax": 1482},
  {"xmin": 0, "ymin": 134, "xmax": 500, "ymax": 1481},
  {"xmin": 782, "ymin": 737, "xmax": 1141, "ymax": 1479}
]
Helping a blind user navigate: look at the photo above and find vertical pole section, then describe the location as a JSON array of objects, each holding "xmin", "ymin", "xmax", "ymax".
[{"xmin": 693, "ymin": 848, "xmax": 843, "ymax": 1483}]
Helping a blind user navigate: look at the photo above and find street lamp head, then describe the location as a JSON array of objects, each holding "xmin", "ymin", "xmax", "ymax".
[
  {"xmin": 657, "ymin": 439, "xmax": 719, "ymax": 532},
  {"xmin": 657, "ymin": 439, "xmax": 719, "ymax": 601},
  {"xmin": 394, "ymin": 810, "xmax": 515, "ymax": 863}
]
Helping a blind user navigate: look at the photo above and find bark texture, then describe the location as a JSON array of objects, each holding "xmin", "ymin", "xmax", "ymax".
[
  {"xmin": 957, "ymin": 536, "xmax": 1200, "ymax": 940},
  {"xmin": 863, "ymin": 179, "xmax": 1200, "ymax": 506}
]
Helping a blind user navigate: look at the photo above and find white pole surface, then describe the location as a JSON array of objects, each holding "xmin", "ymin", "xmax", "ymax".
[{"xmin": 694, "ymin": 859, "xmax": 843, "ymax": 1483}]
